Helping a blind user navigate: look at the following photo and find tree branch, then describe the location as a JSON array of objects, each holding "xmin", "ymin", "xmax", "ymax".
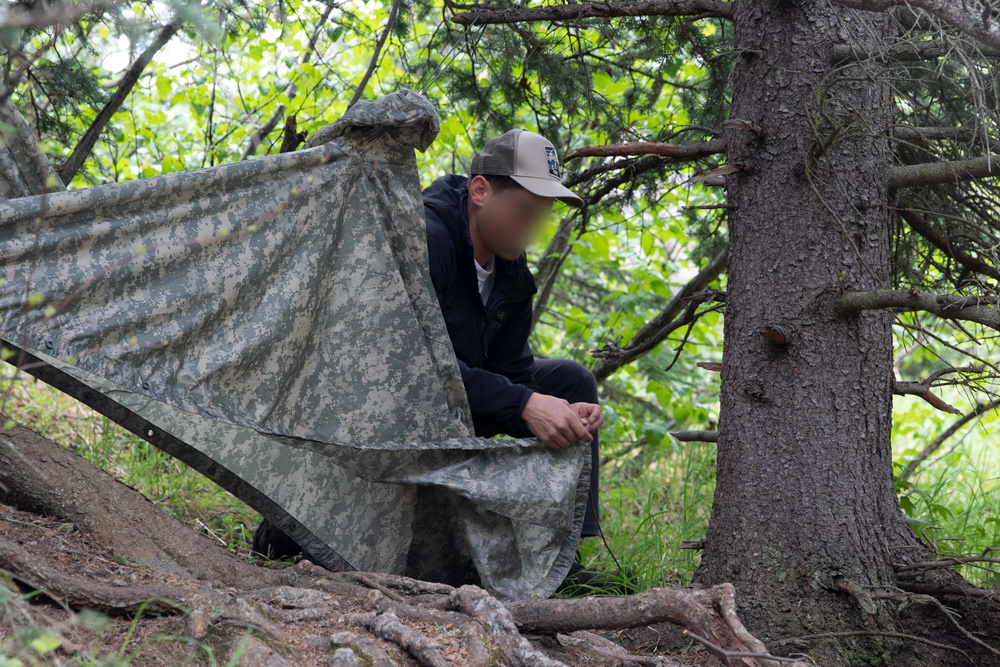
[
  {"xmin": 889, "ymin": 154, "xmax": 1000, "ymax": 189},
  {"xmin": 897, "ymin": 209, "xmax": 1000, "ymax": 282},
  {"xmin": 450, "ymin": 0, "xmax": 734, "ymax": 25},
  {"xmin": 893, "ymin": 126, "xmax": 1000, "ymax": 147},
  {"xmin": 833, "ymin": 40, "xmax": 1000, "ymax": 63},
  {"xmin": 670, "ymin": 430, "xmax": 719, "ymax": 443},
  {"xmin": 839, "ymin": 289, "xmax": 1000, "ymax": 331},
  {"xmin": 58, "ymin": 22, "xmax": 179, "ymax": 184},
  {"xmin": 240, "ymin": 105, "xmax": 286, "ymax": 160},
  {"xmin": 592, "ymin": 245, "xmax": 728, "ymax": 381},
  {"xmin": 898, "ymin": 398, "xmax": 1000, "ymax": 481},
  {"xmin": 348, "ymin": 0, "xmax": 404, "ymax": 108},
  {"xmin": 564, "ymin": 138, "xmax": 727, "ymax": 161},
  {"xmin": 831, "ymin": 0, "xmax": 1000, "ymax": 51},
  {"xmin": 892, "ymin": 381, "xmax": 962, "ymax": 415}
]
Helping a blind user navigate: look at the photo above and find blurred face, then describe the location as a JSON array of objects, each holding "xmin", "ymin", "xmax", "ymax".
[{"xmin": 468, "ymin": 175, "xmax": 554, "ymax": 261}]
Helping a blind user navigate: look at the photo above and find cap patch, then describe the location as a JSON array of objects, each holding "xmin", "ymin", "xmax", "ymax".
[{"xmin": 544, "ymin": 145, "xmax": 561, "ymax": 178}]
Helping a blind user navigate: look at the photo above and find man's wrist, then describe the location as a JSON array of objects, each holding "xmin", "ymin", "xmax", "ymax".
[{"xmin": 517, "ymin": 387, "xmax": 536, "ymax": 419}]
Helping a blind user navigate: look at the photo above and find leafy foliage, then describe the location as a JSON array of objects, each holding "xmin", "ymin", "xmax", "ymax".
[{"xmin": 0, "ymin": 0, "xmax": 997, "ymax": 590}]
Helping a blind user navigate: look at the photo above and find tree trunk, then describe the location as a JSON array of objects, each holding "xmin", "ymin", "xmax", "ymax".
[{"xmin": 695, "ymin": 3, "xmax": 911, "ymax": 663}]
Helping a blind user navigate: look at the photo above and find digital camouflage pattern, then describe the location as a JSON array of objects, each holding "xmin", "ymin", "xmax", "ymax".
[{"xmin": 0, "ymin": 90, "xmax": 588, "ymax": 600}]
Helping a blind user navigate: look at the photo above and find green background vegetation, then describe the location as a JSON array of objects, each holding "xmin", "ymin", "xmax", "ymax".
[{"xmin": 0, "ymin": 2, "xmax": 997, "ymax": 655}]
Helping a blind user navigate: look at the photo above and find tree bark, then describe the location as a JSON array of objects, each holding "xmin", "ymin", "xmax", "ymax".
[{"xmin": 695, "ymin": 3, "xmax": 915, "ymax": 664}]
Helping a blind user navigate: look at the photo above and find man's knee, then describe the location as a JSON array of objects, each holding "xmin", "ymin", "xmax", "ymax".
[
  {"xmin": 568, "ymin": 360, "xmax": 598, "ymax": 403},
  {"xmin": 533, "ymin": 358, "xmax": 598, "ymax": 404}
]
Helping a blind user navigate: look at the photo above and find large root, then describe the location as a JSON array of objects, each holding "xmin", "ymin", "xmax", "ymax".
[
  {"xmin": 0, "ymin": 412, "xmax": 810, "ymax": 666},
  {"xmin": 0, "ymin": 418, "xmax": 276, "ymax": 586},
  {"xmin": 0, "ymin": 518, "xmax": 807, "ymax": 667}
]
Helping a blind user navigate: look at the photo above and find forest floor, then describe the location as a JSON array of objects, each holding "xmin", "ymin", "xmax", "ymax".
[
  {"xmin": 2, "ymin": 377, "xmax": 1000, "ymax": 666},
  {"xmin": 0, "ymin": 500, "xmax": 733, "ymax": 666}
]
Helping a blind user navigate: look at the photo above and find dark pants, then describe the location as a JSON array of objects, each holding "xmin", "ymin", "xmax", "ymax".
[{"xmin": 476, "ymin": 358, "xmax": 601, "ymax": 538}]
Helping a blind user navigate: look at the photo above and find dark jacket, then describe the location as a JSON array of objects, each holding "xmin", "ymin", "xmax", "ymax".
[{"xmin": 423, "ymin": 174, "xmax": 537, "ymax": 437}]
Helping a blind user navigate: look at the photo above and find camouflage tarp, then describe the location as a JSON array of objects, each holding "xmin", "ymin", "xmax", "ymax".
[{"xmin": 0, "ymin": 89, "xmax": 589, "ymax": 600}]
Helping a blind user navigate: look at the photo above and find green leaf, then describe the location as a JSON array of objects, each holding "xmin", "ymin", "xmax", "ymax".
[
  {"xmin": 640, "ymin": 232, "xmax": 655, "ymax": 257},
  {"xmin": 29, "ymin": 630, "xmax": 62, "ymax": 654},
  {"xmin": 155, "ymin": 75, "xmax": 172, "ymax": 100}
]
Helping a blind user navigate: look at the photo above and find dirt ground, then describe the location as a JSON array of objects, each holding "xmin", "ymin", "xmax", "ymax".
[{"xmin": 0, "ymin": 502, "xmax": 720, "ymax": 666}]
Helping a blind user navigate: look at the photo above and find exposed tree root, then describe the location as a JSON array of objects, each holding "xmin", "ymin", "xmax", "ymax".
[
  {"xmin": 0, "ymin": 419, "xmax": 280, "ymax": 586},
  {"xmin": 2, "ymin": 420, "xmax": 999, "ymax": 666},
  {"xmin": 329, "ymin": 630, "xmax": 398, "ymax": 667},
  {"xmin": 341, "ymin": 611, "xmax": 453, "ymax": 667},
  {"xmin": 506, "ymin": 582, "xmax": 809, "ymax": 666},
  {"xmin": 557, "ymin": 629, "xmax": 690, "ymax": 665}
]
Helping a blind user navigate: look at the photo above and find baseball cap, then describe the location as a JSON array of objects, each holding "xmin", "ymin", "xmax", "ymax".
[{"xmin": 470, "ymin": 129, "xmax": 584, "ymax": 207}]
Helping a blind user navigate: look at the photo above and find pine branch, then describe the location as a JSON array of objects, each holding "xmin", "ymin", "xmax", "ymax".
[
  {"xmin": 592, "ymin": 245, "xmax": 728, "ymax": 381},
  {"xmin": 563, "ymin": 138, "xmax": 727, "ymax": 161},
  {"xmin": 831, "ymin": 0, "xmax": 1000, "ymax": 51},
  {"xmin": 839, "ymin": 289, "xmax": 1000, "ymax": 331},
  {"xmin": 889, "ymin": 154, "xmax": 1000, "ymax": 189},
  {"xmin": 897, "ymin": 209, "xmax": 1000, "ymax": 282},
  {"xmin": 833, "ymin": 40, "xmax": 1000, "ymax": 63},
  {"xmin": 450, "ymin": 0, "xmax": 733, "ymax": 25},
  {"xmin": 59, "ymin": 22, "xmax": 179, "ymax": 184}
]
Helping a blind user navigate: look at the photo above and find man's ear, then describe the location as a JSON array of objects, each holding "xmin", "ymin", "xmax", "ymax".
[{"xmin": 468, "ymin": 175, "xmax": 492, "ymax": 207}]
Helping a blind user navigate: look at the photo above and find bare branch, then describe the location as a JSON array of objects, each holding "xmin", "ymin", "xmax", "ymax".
[
  {"xmin": 349, "ymin": 0, "xmax": 404, "ymax": 108},
  {"xmin": 670, "ymin": 430, "xmax": 719, "ymax": 443},
  {"xmin": 564, "ymin": 138, "xmax": 727, "ymax": 161},
  {"xmin": 889, "ymin": 154, "xmax": 1000, "ymax": 189},
  {"xmin": 898, "ymin": 209, "xmax": 1000, "ymax": 282},
  {"xmin": 59, "ymin": 22, "xmax": 180, "ymax": 184},
  {"xmin": 893, "ymin": 126, "xmax": 1000, "ymax": 147},
  {"xmin": 832, "ymin": 0, "xmax": 1000, "ymax": 51},
  {"xmin": 839, "ymin": 289, "xmax": 1000, "ymax": 331},
  {"xmin": 240, "ymin": 105, "xmax": 286, "ymax": 161},
  {"xmin": 592, "ymin": 246, "xmax": 728, "ymax": 381},
  {"xmin": 450, "ymin": 0, "xmax": 733, "ymax": 25},
  {"xmin": 892, "ymin": 381, "xmax": 962, "ymax": 414},
  {"xmin": 833, "ymin": 40, "xmax": 1000, "ymax": 63},
  {"xmin": 897, "ymin": 398, "xmax": 1000, "ymax": 481}
]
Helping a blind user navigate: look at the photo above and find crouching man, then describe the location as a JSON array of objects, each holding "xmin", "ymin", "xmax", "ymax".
[{"xmin": 423, "ymin": 128, "xmax": 611, "ymax": 591}]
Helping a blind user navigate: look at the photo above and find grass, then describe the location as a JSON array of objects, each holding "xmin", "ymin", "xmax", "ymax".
[
  {"xmin": 579, "ymin": 439, "xmax": 715, "ymax": 592},
  {"xmin": 0, "ymin": 370, "xmax": 997, "ymax": 593}
]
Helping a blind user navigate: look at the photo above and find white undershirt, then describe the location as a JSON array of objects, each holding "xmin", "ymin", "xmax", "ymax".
[{"xmin": 475, "ymin": 257, "xmax": 495, "ymax": 305}]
